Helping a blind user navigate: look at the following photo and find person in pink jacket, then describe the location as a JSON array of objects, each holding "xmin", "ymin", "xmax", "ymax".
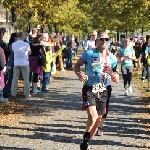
[{"xmin": 0, "ymin": 46, "xmax": 7, "ymax": 102}]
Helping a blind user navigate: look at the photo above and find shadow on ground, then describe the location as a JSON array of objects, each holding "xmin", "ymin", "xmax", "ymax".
[
  {"xmin": 0, "ymin": 94, "xmax": 149, "ymax": 149},
  {"xmin": 0, "ymin": 146, "xmax": 32, "ymax": 150}
]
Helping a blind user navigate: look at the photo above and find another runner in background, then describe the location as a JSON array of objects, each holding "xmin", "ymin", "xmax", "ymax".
[
  {"xmin": 119, "ymin": 38, "xmax": 135, "ymax": 96},
  {"xmin": 83, "ymin": 31, "xmax": 97, "ymax": 50}
]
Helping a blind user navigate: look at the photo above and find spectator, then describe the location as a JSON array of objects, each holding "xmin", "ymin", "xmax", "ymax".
[
  {"xmin": 55, "ymin": 32, "xmax": 63, "ymax": 46},
  {"xmin": 0, "ymin": 28, "xmax": 9, "ymax": 62},
  {"xmin": 29, "ymin": 37, "xmax": 45, "ymax": 93},
  {"xmin": 73, "ymin": 37, "xmax": 79, "ymax": 58},
  {"xmin": 29, "ymin": 28, "xmax": 38, "ymax": 43},
  {"xmin": 0, "ymin": 43, "xmax": 7, "ymax": 101},
  {"xmin": 134, "ymin": 42, "xmax": 142, "ymax": 70},
  {"xmin": 64, "ymin": 36, "xmax": 72, "ymax": 69},
  {"xmin": 83, "ymin": 31, "xmax": 97, "ymax": 50},
  {"xmin": 40, "ymin": 33, "xmax": 50, "ymax": 48},
  {"xmin": 42, "ymin": 46, "xmax": 52, "ymax": 92},
  {"xmin": 3, "ymin": 33, "xmax": 17, "ymax": 98},
  {"xmin": 48, "ymin": 34, "xmax": 55, "ymax": 53},
  {"xmin": 54, "ymin": 38, "xmax": 60, "ymax": 68},
  {"xmin": 11, "ymin": 32, "xmax": 31, "ymax": 98},
  {"xmin": 145, "ymin": 38, "xmax": 150, "ymax": 91},
  {"xmin": 37, "ymin": 33, "xmax": 43, "ymax": 42},
  {"xmin": 141, "ymin": 35, "xmax": 150, "ymax": 82}
]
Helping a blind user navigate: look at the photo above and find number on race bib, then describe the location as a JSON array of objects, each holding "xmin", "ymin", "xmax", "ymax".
[{"xmin": 92, "ymin": 83, "xmax": 106, "ymax": 93}]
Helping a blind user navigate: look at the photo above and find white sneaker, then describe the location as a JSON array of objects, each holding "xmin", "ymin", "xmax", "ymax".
[
  {"xmin": 61, "ymin": 69, "xmax": 65, "ymax": 72},
  {"xmin": 51, "ymin": 71, "xmax": 56, "ymax": 75},
  {"xmin": 141, "ymin": 77, "xmax": 145, "ymax": 82},
  {"xmin": 0, "ymin": 97, "xmax": 8, "ymax": 102},
  {"xmin": 124, "ymin": 90, "xmax": 129, "ymax": 96},
  {"xmin": 25, "ymin": 94, "xmax": 31, "ymax": 98},
  {"xmin": 129, "ymin": 85, "xmax": 132, "ymax": 93}
]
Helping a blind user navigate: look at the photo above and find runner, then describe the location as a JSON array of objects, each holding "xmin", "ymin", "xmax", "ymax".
[
  {"xmin": 83, "ymin": 31, "xmax": 97, "ymax": 50},
  {"xmin": 119, "ymin": 38, "xmax": 135, "ymax": 96},
  {"xmin": 74, "ymin": 32, "xmax": 119, "ymax": 150}
]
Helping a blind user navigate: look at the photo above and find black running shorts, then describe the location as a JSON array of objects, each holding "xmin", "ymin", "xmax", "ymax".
[{"xmin": 82, "ymin": 86, "xmax": 108, "ymax": 114}]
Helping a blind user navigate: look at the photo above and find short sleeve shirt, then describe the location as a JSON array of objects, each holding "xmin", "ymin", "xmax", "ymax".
[
  {"xmin": 81, "ymin": 48, "xmax": 117, "ymax": 87},
  {"xmin": 145, "ymin": 45, "xmax": 150, "ymax": 54},
  {"xmin": 120, "ymin": 47, "xmax": 133, "ymax": 66},
  {"xmin": 12, "ymin": 40, "xmax": 30, "ymax": 66},
  {"xmin": 84, "ymin": 39, "xmax": 95, "ymax": 49}
]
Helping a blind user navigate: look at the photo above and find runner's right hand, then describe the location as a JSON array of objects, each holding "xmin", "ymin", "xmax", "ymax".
[{"xmin": 79, "ymin": 74, "xmax": 88, "ymax": 82}]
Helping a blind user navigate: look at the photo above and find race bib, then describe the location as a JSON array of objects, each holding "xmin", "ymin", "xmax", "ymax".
[{"xmin": 92, "ymin": 83, "xmax": 106, "ymax": 93}]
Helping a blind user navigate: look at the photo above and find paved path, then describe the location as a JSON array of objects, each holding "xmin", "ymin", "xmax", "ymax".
[{"xmin": 0, "ymin": 69, "xmax": 149, "ymax": 150}]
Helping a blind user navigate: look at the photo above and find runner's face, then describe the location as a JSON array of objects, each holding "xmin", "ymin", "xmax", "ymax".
[{"xmin": 97, "ymin": 33, "xmax": 109, "ymax": 50}]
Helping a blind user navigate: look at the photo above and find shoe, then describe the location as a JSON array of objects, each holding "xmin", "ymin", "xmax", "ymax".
[
  {"xmin": 25, "ymin": 94, "xmax": 31, "ymax": 98},
  {"xmin": 3, "ymin": 93, "xmax": 9, "ymax": 98},
  {"xmin": 147, "ymin": 88, "xmax": 150, "ymax": 92},
  {"xmin": 51, "ymin": 71, "xmax": 56, "ymax": 75},
  {"xmin": 61, "ymin": 69, "xmax": 65, "ymax": 71},
  {"xmin": 33, "ymin": 89, "xmax": 41, "ymax": 93},
  {"xmin": 141, "ymin": 77, "xmax": 145, "ymax": 82},
  {"xmin": 10, "ymin": 96, "xmax": 16, "ymax": 100},
  {"xmin": 30, "ymin": 83, "xmax": 32, "ymax": 88},
  {"xmin": 42, "ymin": 89, "xmax": 49, "ymax": 92},
  {"xmin": 37, "ymin": 86, "xmax": 41, "ymax": 90},
  {"xmin": 124, "ymin": 90, "xmax": 129, "ymax": 96},
  {"xmin": 80, "ymin": 143, "xmax": 90, "ymax": 150},
  {"xmin": 97, "ymin": 127, "xmax": 103, "ymax": 136},
  {"xmin": 128, "ymin": 85, "xmax": 132, "ymax": 93},
  {"xmin": 0, "ymin": 97, "xmax": 8, "ymax": 102}
]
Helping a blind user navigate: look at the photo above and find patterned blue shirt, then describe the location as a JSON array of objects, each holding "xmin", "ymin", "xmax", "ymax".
[
  {"xmin": 120, "ymin": 47, "xmax": 133, "ymax": 66},
  {"xmin": 81, "ymin": 48, "xmax": 117, "ymax": 87}
]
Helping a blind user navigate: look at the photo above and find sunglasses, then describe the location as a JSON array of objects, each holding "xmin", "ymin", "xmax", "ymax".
[{"xmin": 97, "ymin": 38, "xmax": 109, "ymax": 42}]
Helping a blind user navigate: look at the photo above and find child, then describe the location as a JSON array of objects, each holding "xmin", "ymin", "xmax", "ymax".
[{"xmin": 42, "ymin": 46, "xmax": 52, "ymax": 92}]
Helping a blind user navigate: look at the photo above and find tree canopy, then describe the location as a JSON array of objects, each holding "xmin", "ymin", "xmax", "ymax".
[{"xmin": 1, "ymin": 0, "xmax": 150, "ymax": 34}]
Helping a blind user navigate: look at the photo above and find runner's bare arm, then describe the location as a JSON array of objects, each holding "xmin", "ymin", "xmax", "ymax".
[
  {"xmin": 106, "ymin": 66, "xmax": 119, "ymax": 83},
  {"xmin": 111, "ymin": 72, "xmax": 119, "ymax": 83},
  {"xmin": 119, "ymin": 49, "xmax": 126, "ymax": 61},
  {"xmin": 128, "ymin": 49, "xmax": 135, "ymax": 60},
  {"xmin": 74, "ymin": 58, "xmax": 85, "ymax": 77}
]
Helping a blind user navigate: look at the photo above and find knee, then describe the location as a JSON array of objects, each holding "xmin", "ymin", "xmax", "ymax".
[{"xmin": 88, "ymin": 114, "xmax": 98, "ymax": 125}]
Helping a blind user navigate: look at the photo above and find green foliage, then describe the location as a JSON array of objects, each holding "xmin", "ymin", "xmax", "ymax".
[{"xmin": 1, "ymin": 0, "xmax": 150, "ymax": 34}]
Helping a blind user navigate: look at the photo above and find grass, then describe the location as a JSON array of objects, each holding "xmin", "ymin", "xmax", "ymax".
[
  {"xmin": 132, "ymin": 68, "xmax": 150, "ymax": 101},
  {"xmin": 132, "ymin": 68, "xmax": 150, "ymax": 132}
]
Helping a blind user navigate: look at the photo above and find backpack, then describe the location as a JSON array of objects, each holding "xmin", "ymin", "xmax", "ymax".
[
  {"xmin": 147, "ymin": 53, "xmax": 150, "ymax": 66},
  {"xmin": 38, "ymin": 50, "xmax": 46, "ymax": 67}
]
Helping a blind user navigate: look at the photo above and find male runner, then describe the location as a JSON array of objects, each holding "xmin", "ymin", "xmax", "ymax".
[{"xmin": 74, "ymin": 32, "xmax": 119, "ymax": 150}]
